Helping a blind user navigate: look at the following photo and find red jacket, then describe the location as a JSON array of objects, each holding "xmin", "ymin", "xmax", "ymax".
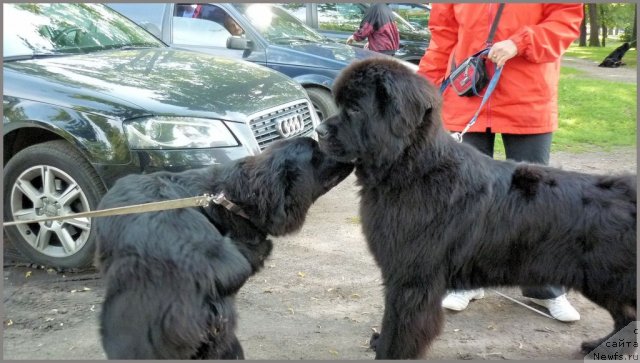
[
  {"xmin": 418, "ymin": 4, "xmax": 584, "ymax": 134},
  {"xmin": 353, "ymin": 22, "xmax": 400, "ymax": 52}
]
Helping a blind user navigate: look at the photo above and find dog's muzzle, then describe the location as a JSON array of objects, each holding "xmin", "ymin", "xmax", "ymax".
[{"xmin": 315, "ymin": 122, "xmax": 329, "ymax": 139}]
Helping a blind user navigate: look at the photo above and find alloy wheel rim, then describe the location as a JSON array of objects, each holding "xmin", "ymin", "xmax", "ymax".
[{"xmin": 10, "ymin": 165, "xmax": 92, "ymax": 258}]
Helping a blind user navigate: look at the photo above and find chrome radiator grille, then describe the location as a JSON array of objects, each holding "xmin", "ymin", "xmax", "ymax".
[{"xmin": 249, "ymin": 100, "xmax": 315, "ymax": 151}]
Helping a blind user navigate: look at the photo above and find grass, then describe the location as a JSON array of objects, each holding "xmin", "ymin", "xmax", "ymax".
[
  {"xmin": 564, "ymin": 39, "xmax": 637, "ymax": 68},
  {"xmin": 554, "ymin": 67, "xmax": 637, "ymax": 152},
  {"xmin": 493, "ymin": 60, "xmax": 636, "ymax": 156}
]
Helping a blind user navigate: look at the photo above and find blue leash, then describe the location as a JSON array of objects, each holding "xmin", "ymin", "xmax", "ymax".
[{"xmin": 440, "ymin": 55, "xmax": 503, "ymax": 143}]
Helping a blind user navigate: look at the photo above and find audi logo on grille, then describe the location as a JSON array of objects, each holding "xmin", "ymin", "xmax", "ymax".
[{"xmin": 275, "ymin": 114, "xmax": 305, "ymax": 137}]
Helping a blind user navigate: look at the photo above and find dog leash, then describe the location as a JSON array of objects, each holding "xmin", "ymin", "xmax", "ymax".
[
  {"xmin": 449, "ymin": 64, "xmax": 503, "ymax": 143},
  {"xmin": 490, "ymin": 289, "xmax": 556, "ymax": 320},
  {"xmin": 2, "ymin": 192, "xmax": 247, "ymax": 227},
  {"xmin": 440, "ymin": 3, "xmax": 505, "ymax": 143}
]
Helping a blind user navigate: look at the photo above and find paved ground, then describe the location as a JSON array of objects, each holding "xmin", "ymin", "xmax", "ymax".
[{"xmin": 562, "ymin": 56, "xmax": 636, "ymax": 83}]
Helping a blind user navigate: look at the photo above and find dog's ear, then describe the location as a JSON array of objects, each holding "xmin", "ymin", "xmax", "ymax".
[
  {"xmin": 246, "ymin": 152, "xmax": 311, "ymax": 236},
  {"xmin": 376, "ymin": 65, "xmax": 437, "ymax": 138}
]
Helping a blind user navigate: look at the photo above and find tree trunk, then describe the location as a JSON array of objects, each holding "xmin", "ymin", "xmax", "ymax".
[
  {"xmin": 632, "ymin": 4, "xmax": 637, "ymax": 48},
  {"xmin": 600, "ymin": 4, "xmax": 606, "ymax": 47},
  {"xmin": 588, "ymin": 3, "xmax": 600, "ymax": 46},
  {"xmin": 579, "ymin": 4, "xmax": 587, "ymax": 46}
]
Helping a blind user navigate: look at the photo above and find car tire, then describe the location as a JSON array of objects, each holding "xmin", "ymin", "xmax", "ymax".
[
  {"xmin": 306, "ymin": 87, "xmax": 338, "ymax": 121},
  {"xmin": 3, "ymin": 140, "xmax": 106, "ymax": 269}
]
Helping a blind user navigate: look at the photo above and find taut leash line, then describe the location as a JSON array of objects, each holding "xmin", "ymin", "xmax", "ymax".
[
  {"xmin": 490, "ymin": 289, "xmax": 555, "ymax": 320},
  {"xmin": 3, "ymin": 193, "xmax": 247, "ymax": 227}
]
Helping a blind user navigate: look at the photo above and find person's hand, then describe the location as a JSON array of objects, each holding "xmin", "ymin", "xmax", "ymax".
[
  {"xmin": 346, "ymin": 35, "xmax": 355, "ymax": 45},
  {"xmin": 364, "ymin": 42, "xmax": 369, "ymax": 49},
  {"xmin": 488, "ymin": 39, "xmax": 517, "ymax": 68}
]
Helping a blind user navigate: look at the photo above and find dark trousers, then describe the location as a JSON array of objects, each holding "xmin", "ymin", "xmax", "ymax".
[{"xmin": 463, "ymin": 131, "xmax": 565, "ymax": 299}]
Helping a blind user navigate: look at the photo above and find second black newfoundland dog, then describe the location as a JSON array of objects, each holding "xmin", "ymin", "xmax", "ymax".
[
  {"xmin": 94, "ymin": 137, "xmax": 353, "ymax": 359},
  {"xmin": 316, "ymin": 58, "xmax": 637, "ymax": 359}
]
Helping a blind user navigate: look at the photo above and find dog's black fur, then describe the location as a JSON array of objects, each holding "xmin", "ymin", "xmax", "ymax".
[
  {"xmin": 95, "ymin": 137, "xmax": 353, "ymax": 359},
  {"xmin": 316, "ymin": 58, "xmax": 637, "ymax": 359}
]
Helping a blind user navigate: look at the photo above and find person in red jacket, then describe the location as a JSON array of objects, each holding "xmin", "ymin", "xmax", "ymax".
[
  {"xmin": 418, "ymin": 3, "xmax": 584, "ymax": 322},
  {"xmin": 346, "ymin": 3, "xmax": 400, "ymax": 56}
]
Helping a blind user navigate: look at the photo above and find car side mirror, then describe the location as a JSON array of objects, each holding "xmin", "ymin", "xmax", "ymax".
[{"xmin": 227, "ymin": 36, "xmax": 251, "ymax": 50}]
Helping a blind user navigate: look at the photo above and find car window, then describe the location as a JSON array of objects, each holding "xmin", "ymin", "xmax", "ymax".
[
  {"xmin": 392, "ymin": 13, "xmax": 418, "ymax": 33},
  {"xmin": 316, "ymin": 3, "xmax": 364, "ymax": 33},
  {"xmin": 172, "ymin": 4, "xmax": 244, "ymax": 48},
  {"xmin": 107, "ymin": 3, "xmax": 165, "ymax": 38},
  {"xmin": 3, "ymin": 3, "xmax": 163, "ymax": 58},
  {"xmin": 313, "ymin": 3, "xmax": 416, "ymax": 34},
  {"xmin": 279, "ymin": 3, "xmax": 307, "ymax": 23},
  {"xmin": 233, "ymin": 4, "xmax": 325, "ymax": 44},
  {"xmin": 388, "ymin": 4, "xmax": 430, "ymax": 31}
]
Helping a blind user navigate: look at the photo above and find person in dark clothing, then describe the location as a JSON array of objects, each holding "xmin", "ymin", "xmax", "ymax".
[
  {"xmin": 346, "ymin": 3, "xmax": 399, "ymax": 56},
  {"xmin": 599, "ymin": 42, "xmax": 631, "ymax": 68}
]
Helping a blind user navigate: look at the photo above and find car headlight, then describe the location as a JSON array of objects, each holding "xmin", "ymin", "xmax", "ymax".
[{"xmin": 124, "ymin": 117, "xmax": 239, "ymax": 149}]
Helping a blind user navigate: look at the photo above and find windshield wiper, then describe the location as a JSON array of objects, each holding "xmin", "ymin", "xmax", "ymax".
[
  {"xmin": 4, "ymin": 52, "xmax": 68, "ymax": 61},
  {"xmin": 115, "ymin": 45, "xmax": 158, "ymax": 50},
  {"xmin": 271, "ymin": 36, "xmax": 317, "ymax": 44}
]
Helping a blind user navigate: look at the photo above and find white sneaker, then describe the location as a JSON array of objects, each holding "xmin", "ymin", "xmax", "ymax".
[
  {"xmin": 530, "ymin": 294, "xmax": 580, "ymax": 322},
  {"xmin": 442, "ymin": 289, "xmax": 485, "ymax": 311}
]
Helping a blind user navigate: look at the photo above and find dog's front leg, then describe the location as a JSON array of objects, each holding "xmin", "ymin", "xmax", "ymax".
[{"xmin": 372, "ymin": 282, "xmax": 445, "ymax": 359}]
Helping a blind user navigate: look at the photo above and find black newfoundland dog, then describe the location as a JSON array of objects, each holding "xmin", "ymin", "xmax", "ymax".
[
  {"xmin": 315, "ymin": 58, "xmax": 637, "ymax": 359},
  {"xmin": 94, "ymin": 137, "xmax": 353, "ymax": 359}
]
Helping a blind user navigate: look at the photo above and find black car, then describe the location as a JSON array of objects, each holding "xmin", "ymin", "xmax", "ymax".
[
  {"xmin": 107, "ymin": 3, "xmax": 391, "ymax": 121},
  {"xmin": 3, "ymin": 3, "xmax": 319, "ymax": 268},
  {"xmin": 284, "ymin": 3, "xmax": 431, "ymax": 65}
]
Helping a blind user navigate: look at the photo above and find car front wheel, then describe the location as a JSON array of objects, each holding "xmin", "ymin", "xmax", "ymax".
[
  {"xmin": 306, "ymin": 87, "xmax": 338, "ymax": 121},
  {"xmin": 3, "ymin": 140, "xmax": 106, "ymax": 269}
]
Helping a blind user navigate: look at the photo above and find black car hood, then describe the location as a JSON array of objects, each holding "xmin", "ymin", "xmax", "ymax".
[
  {"xmin": 267, "ymin": 40, "xmax": 380, "ymax": 69},
  {"xmin": 3, "ymin": 48, "xmax": 307, "ymax": 121}
]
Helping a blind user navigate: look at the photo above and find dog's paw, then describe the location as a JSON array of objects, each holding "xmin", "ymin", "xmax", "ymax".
[
  {"xmin": 369, "ymin": 332, "xmax": 380, "ymax": 351},
  {"xmin": 580, "ymin": 339, "xmax": 602, "ymax": 354}
]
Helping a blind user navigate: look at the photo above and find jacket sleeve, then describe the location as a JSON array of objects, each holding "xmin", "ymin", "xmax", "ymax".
[
  {"xmin": 353, "ymin": 22, "xmax": 374, "ymax": 41},
  {"xmin": 509, "ymin": 4, "xmax": 584, "ymax": 64},
  {"xmin": 417, "ymin": 3, "xmax": 459, "ymax": 86}
]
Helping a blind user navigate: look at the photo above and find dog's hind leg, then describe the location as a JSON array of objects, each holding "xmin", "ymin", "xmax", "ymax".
[
  {"xmin": 372, "ymin": 280, "xmax": 446, "ymax": 359},
  {"xmin": 581, "ymin": 302, "xmax": 637, "ymax": 356},
  {"xmin": 581, "ymin": 276, "xmax": 637, "ymax": 356}
]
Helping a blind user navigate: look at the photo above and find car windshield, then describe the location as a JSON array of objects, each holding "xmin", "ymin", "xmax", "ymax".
[
  {"xmin": 233, "ymin": 3, "xmax": 326, "ymax": 44},
  {"xmin": 3, "ymin": 3, "xmax": 164, "ymax": 59}
]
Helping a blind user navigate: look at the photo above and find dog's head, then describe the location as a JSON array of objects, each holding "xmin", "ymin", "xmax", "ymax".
[
  {"xmin": 316, "ymin": 58, "xmax": 443, "ymax": 167},
  {"xmin": 230, "ymin": 137, "xmax": 353, "ymax": 236}
]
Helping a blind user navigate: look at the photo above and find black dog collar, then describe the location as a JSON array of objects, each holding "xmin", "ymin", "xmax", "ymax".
[{"xmin": 212, "ymin": 192, "xmax": 250, "ymax": 220}]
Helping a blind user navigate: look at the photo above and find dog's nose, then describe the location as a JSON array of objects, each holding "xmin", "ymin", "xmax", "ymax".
[{"xmin": 315, "ymin": 122, "xmax": 329, "ymax": 139}]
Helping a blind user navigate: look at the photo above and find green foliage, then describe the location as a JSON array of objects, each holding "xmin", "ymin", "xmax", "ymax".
[
  {"xmin": 621, "ymin": 25, "xmax": 634, "ymax": 43},
  {"xmin": 600, "ymin": 3, "xmax": 636, "ymax": 30}
]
